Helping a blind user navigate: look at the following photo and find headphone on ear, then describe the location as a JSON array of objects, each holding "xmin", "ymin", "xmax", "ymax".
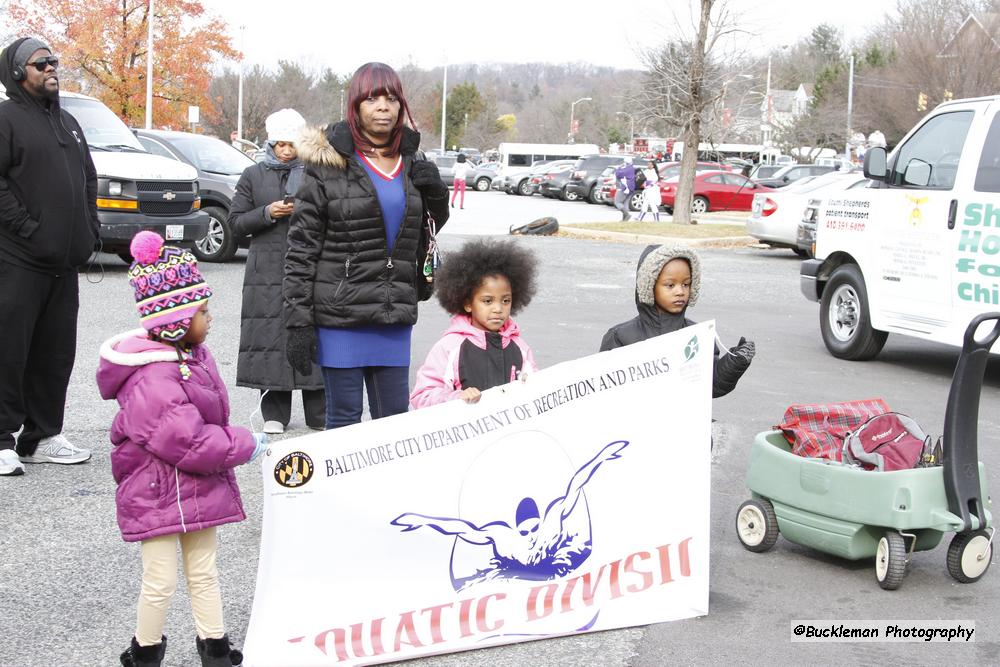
[{"xmin": 12, "ymin": 64, "xmax": 24, "ymax": 81}]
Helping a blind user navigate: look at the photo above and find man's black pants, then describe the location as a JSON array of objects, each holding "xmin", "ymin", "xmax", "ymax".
[{"xmin": 0, "ymin": 259, "xmax": 79, "ymax": 455}]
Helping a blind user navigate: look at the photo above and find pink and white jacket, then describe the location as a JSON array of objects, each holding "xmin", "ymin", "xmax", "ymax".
[{"xmin": 409, "ymin": 315, "xmax": 537, "ymax": 409}]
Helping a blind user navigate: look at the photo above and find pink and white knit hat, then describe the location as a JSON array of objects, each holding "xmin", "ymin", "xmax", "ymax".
[{"xmin": 128, "ymin": 231, "xmax": 212, "ymax": 342}]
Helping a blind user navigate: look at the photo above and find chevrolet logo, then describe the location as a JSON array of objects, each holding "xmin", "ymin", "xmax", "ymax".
[{"xmin": 162, "ymin": 191, "xmax": 176, "ymax": 201}]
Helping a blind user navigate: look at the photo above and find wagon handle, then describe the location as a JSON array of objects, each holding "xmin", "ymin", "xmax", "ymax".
[{"xmin": 943, "ymin": 312, "xmax": 1000, "ymax": 533}]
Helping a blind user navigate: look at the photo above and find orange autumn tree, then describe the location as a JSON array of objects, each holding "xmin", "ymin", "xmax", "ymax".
[{"xmin": 9, "ymin": 0, "xmax": 237, "ymax": 128}]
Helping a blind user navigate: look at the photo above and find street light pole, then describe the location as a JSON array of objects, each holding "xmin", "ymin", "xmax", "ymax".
[
  {"xmin": 440, "ymin": 59, "xmax": 448, "ymax": 152},
  {"xmin": 144, "ymin": 0, "xmax": 154, "ymax": 129},
  {"xmin": 616, "ymin": 111, "xmax": 634, "ymax": 150},
  {"xmin": 846, "ymin": 52, "xmax": 855, "ymax": 161},
  {"xmin": 237, "ymin": 24, "xmax": 245, "ymax": 141},
  {"xmin": 569, "ymin": 97, "xmax": 592, "ymax": 142}
]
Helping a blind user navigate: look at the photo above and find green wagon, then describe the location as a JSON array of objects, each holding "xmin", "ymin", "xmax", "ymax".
[{"xmin": 736, "ymin": 313, "xmax": 999, "ymax": 589}]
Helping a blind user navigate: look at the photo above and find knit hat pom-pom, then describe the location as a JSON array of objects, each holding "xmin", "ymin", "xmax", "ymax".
[{"xmin": 130, "ymin": 231, "xmax": 164, "ymax": 265}]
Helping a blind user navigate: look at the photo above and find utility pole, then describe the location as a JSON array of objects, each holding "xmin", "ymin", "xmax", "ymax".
[
  {"xmin": 846, "ymin": 53, "xmax": 855, "ymax": 161},
  {"xmin": 144, "ymin": 0, "xmax": 154, "ymax": 129},
  {"xmin": 237, "ymin": 25, "xmax": 245, "ymax": 141},
  {"xmin": 440, "ymin": 59, "xmax": 448, "ymax": 153}
]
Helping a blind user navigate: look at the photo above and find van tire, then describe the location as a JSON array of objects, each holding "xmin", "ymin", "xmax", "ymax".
[
  {"xmin": 192, "ymin": 206, "xmax": 236, "ymax": 263},
  {"xmin": 819, "ymin": 264, "xmax": 887, "ymax": 360}
]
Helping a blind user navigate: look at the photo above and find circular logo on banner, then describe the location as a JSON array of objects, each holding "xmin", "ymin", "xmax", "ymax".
[{"xmin": 274, "ymin": 451, "xmax": 314, "ymax": 489}]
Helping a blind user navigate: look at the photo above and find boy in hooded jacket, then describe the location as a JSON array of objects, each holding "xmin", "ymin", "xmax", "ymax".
[
  {"xmin": 96, "ymin": 232, "xmax": 265, "ymax": 667},
  {"xmin": 410, "ymin": 239, "xmax": 539, "ymax": 408},
  {"xmin": 600, "ymin": 244, "xmax": 755, "ymax": 398}
]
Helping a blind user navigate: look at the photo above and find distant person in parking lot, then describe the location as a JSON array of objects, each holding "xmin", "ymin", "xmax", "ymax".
[
  {"xmin": 0, "ymin": 37, "xmax": 98, "ymax": 476},
  {"xmin": 229, "ymin": 108, "xmax": 325, "ymax": 434},
  {"xmin": 452, "ymin": 153, "xmax": 470, "ymax": 209},
  {"xmin": 637, "ymin": 163, "xmax": 661, "ymax": 222},
  {"xmin": 614, "ymin": 156, "xmax": 636, "ymax": 221}
]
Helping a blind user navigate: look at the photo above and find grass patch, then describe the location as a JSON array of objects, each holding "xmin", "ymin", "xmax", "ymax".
[{"xmin": 564, "ymin": 221, "xmax": 748, "ymax": 238}]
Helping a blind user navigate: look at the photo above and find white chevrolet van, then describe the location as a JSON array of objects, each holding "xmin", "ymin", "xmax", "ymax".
[
  {"xmin": 801, "ymin": 96, "xmax": 1000, "ymax": 360},
  {"xmin": 1, "ymin": 88, "xmax": 207, "ymax": 262}
]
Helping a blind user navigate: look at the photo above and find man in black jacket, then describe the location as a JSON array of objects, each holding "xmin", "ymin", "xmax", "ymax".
[{"xmin": 0, "ymin": 37, "xmax": 97, "ymax": 476}]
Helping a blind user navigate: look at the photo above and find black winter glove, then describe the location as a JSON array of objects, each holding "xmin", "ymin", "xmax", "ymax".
[
  {"xmin": 286, "ymin": 327, "xmax": 318, "ymax": 376},
  {"xmin": 409, "ymin": 160, "xmax": 448, "ymax": 199},
  {"xmin": 712, "ymin": 337, "xmax": 755, "ymax": 398}
]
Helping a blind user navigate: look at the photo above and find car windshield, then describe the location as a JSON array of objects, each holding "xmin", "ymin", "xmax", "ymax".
[
  {"xmin": 169, "ymin": 135, "xmax": 255, "ymax": 175},
  {"xmin": 60, "ymin": 97, "xmax": 145, "ymax": 151}
]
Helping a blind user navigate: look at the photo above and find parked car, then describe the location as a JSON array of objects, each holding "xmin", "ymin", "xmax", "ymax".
[
  {"xmin": 466, "ymin": 161, "xmax": 498, "ymax": 191},
  {"xmin": 755, "ymin": 164, "xmax": 838, "ymax": 188},
  {"xmin": 748, "ymin": 164, "xmax": 784, "ymax": 181},
  {"xmin": 0, "ymin": 87, "xmax": 208, "ymax": 262},
  {"xmin": 526, "ymin": 160, "xmax": 576, "ymax": 196},
  {"xmin": 502, "ymin": 159, "xmax": 554, "ymax": 195},
  {"xmin": 430, "ymin": 154, "xmax": 457, "ymax": 186},
  {"xmin": 566, "ymin": 154, "xmax": 632, "ymax": 204},
  {"xmin": 534, "ymin": 161, "xmax": 580, "ymax": 199},
  {"xmin": 458, "ymin": 147, "xmax": 482, "ymax": 164},
  {"xmin": 134, "ymin": 129, "xmax": 256, "ymax": 262},
  {"xmin": 659, "ymin": 171, "xmax": 773, "ymax": 214},
  {"xmin": 597, "ymin": 166, "xmax": 617, "ymax": 205},
  {"xmin": 746, "ymin": 171, "xmax": 870, "ymax": 256}
]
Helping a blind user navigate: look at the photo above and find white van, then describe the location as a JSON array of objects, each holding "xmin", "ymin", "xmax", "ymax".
[
  {"xmin": 800, "ymin": 95, "xmax": 1000, "ymax": 359},
  {"xmin": 0, "ymin": 88, "xmax": 207, "ymax": 262},
  {"xmin": 494, "ymin": 142, "xmax": 599, "ymax": 196}
]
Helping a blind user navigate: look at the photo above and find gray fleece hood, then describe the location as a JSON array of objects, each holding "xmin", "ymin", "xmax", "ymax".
[{"xmin": 635, "ymin": 244, "xmax": 702, "ymax": 308}]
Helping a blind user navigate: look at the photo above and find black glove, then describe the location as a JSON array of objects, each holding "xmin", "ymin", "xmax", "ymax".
[
  {"xmin": 409, "ymin": 160, "xmax": 448, "ymax": 199},
  {"xmin": 712, "ymin": 337, "xmax": 755, "ymax": 398},
  {"xmin": 286, "ymin": 327, "xmax": 318, "ymax": 376}
]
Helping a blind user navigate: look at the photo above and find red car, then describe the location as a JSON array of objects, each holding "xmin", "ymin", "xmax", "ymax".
[{"xmin": 659, "ymin": 171, "xmax": 773, "ymax": 214}]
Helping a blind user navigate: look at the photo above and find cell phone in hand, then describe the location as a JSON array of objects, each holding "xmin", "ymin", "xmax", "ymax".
[{"xmin": 283, "ymin": 195, "xmax": 294, "ymax": 205}]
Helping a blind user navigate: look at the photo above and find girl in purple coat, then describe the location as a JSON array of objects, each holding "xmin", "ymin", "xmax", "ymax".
[{"xmin": 96, "ymin": 232, "xmax": 265, "ymax": 667}]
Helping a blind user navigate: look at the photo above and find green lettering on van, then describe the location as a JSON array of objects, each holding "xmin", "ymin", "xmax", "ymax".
[{"xmin": 964, "ymin": 203, "xmax": 982, "ymax": 226}]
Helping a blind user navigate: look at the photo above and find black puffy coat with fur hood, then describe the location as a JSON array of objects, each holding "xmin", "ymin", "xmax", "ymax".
[{"xmin": 283, "ymin": 122, "xmax": 448, "ymax": 329}]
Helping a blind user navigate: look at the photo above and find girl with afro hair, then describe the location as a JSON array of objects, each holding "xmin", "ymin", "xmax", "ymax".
[{"xmin": 410, "ymin": 239, "xmax": 539, "ymax": 408}]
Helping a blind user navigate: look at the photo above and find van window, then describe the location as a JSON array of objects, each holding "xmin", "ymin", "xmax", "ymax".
[
  {"xmin": 975, "ymin": 111, "xmax": 1000, "ymax": 193},
  {"xmin": 508, "ymin": 153, "xmax": 531, "ymax": 167},
  {"xmin": 60, "ymin": 96, "xmax": 145, "ymax": 151},
  {"xmin": 890, "ymin": 110, "xmax": 973, "ymax": 189}
]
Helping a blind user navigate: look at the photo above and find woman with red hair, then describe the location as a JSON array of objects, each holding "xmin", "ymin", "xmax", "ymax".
[{"xmin": 284, "ymin": 62, "xmax": 450, "ymax": 428}]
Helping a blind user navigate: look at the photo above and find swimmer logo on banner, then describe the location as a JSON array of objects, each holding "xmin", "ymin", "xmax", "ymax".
[{"xmin": 244, "ymin": 321, "xmax": 714, "ymax": 666}]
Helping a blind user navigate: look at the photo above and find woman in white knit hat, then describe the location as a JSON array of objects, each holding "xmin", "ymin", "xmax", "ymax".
[{"xmin": 228, "ymin": 108, "xmax": 326, "ymax": 433}]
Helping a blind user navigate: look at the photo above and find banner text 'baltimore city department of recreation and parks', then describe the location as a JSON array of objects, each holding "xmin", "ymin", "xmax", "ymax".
[{"xmin": 244, "ymin": 321, "xmax": 714, "ymax": 666}]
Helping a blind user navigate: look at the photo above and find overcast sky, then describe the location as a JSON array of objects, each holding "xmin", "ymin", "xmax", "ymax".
[{"xmin": 201, "ymin": 0, "xmax": 898, "ymax": 74}]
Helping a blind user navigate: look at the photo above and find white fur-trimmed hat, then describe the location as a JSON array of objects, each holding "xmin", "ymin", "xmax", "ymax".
[
  {"xmin": 636, "ymin": 245, "xmax": 701, "ymax": 307},
  {"xmin": 265, "ymin": 108, "xmax": 306, "ymax": 144}
]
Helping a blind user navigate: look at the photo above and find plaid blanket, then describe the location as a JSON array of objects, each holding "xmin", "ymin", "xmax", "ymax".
[{"xmin": 776, "ymin": 398, "xmax": 891, "ymax": 460}]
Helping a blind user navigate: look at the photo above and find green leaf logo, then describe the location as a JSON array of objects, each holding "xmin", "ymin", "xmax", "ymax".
[{"xmin": 684, "ymin": 335, "xmax": 699, "ymax": 361}]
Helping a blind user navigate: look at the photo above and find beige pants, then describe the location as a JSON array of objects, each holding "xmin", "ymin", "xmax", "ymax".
[{"xmin": 136, "ymin": 527, "xmax": 225, "ymax": 646}]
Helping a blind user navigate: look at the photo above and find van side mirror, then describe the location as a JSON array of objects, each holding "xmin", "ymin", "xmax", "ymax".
[
  {"xmin": 902, "ymin": 159, "xmax": 931, "ymax": 187},
  {"xmin": 863, "ymin": 147, "xmax": 887, "ymax": 181}
]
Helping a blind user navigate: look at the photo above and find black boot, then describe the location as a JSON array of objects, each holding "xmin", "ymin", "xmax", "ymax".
[
  {"xmin": 120, "ymin": 636, "xmax": 166, "ymax": 667},
  {"xmin": 196, "ymin": 634, "xmax": 244, "ymax": 666}
]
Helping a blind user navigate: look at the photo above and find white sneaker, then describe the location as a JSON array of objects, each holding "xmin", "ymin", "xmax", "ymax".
[
  {"xmin": 263, "ymin": 421, "xmax": 285, "ymax": 435},
  {"xmin": 19, "ymin": 434, "xmax": 91, "ymax": 465},
  {"xmin": 0, "ymin": 449, "xmax": 25, "ymax": 476}
]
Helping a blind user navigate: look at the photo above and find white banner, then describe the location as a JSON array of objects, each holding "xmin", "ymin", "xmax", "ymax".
[{"xmin": 244, "ymin": 321, "xmax": 714, "ymax": 666}]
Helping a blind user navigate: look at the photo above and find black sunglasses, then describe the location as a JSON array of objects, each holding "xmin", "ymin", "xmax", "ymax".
[{"xmin": 27, "ymin": 56, "xmax": 59, "ymax": 71}]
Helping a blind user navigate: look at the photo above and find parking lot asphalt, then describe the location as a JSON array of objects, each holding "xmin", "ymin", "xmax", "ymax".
[{"xmin": 5, "ymin": 192, "xmax": 1000, "ymax": 666}]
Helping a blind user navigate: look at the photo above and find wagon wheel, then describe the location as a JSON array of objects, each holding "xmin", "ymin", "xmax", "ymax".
[
  {"xmin": 736, "ymin": 499, "xmax": 779, "ymax": 552},
  {"xmin": 875, "ymin": 531, "xmax": 908, "ymax": 590},
  {"xmin": 947, "ymin": 530, "xmax": 993, "ymax": 583}
]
